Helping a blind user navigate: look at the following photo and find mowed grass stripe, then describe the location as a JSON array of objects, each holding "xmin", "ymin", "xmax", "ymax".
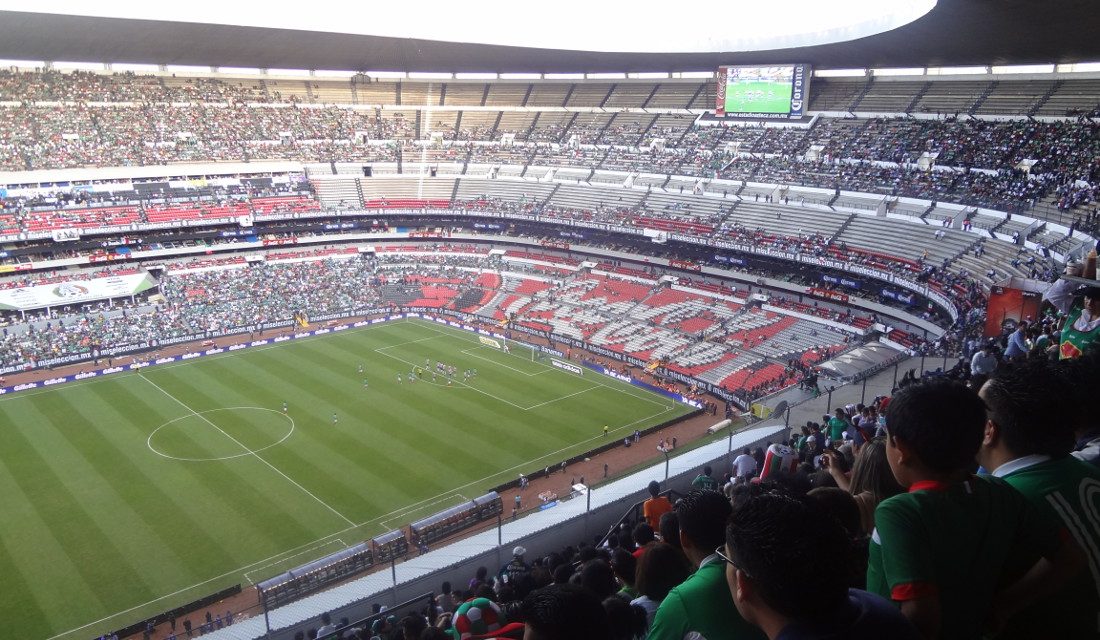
[
  {"xmin": 0, "ymin": 453, "xmax": 88, "ymax": 633},
  {"xmin": 43, "ymin": 391, "xmax": 228, "ymax": 587},
  {"xmin": 0, "ymin": 400, "xmax": 154, "ymax": 617},
  {"xmin": 138, "ymin": 367, "xmax": 354, "ymax": 535},
  {"xmin": 233, "ymin": 341, "xmax": 530, "ymax": 513},
  {"xmin": 0, "ymin": 318, "xmax": 693, "ymax": 640}
]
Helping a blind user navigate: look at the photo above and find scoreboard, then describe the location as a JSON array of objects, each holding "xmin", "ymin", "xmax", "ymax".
[{"xmin": 715, "ymin": 64, "xmax": 811, "ymax": 119}]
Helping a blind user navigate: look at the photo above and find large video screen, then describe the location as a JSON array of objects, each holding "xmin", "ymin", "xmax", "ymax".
[{"xmin": 715, "ymin": 64, "xmax": 810, "ymax": 119}]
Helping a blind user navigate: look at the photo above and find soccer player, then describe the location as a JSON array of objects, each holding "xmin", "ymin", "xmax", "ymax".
[
  {"xmin": 867, "ymin": 379, "xmax": 1082, "ymax": 640},
  {"xmin": 358, "ymin": 363, "xmax": 364, "ymax": 374},
  {"xmin": 976, "ymin": 360, "xmax": 1099, "ymax": 638},
  {"xmin": 603, "ymin": 425, "xmax": 609, "ymax": 437},
  {"xmin": 396, "ymin": 374, "xmax": 402, "ymax": 384},
  {"xmin": 282, "ymin": 401, "xmax": 288, "ymax": 414},
  {"xmin": 362, "ymin": 378, "xmax": 369, "ymax": 389},
  {"xmin": 331, "ymin": 412, "xmax": 338, "ymax": 425}
]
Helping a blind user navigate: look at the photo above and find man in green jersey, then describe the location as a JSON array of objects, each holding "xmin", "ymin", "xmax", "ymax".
[
  {"xmin": 826, "ymin": 409, "xmax": 849, "ymax": 444},
  {"xmin": 868, "ymin": 379, "xmax": 1082, "ymax": 640},
  {"xmin": 691, "ymin": 465, "xmax": 720, "ymax": 492},
  {"xmin": 648, "ymin": 490, "xmax": 765, "ymax": 640},
  {"xmin": 1043, "ymin": 273, "xmax": 1100, "ymax": 360},
  {"xmin": 978, "ymin": 359, "xmax": 1099, "ymax": 639}
]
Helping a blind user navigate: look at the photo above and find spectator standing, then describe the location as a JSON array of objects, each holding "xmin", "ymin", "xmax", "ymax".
[
  {"xmin": 732, "ymin": 449, "xmax": 757, "ymax": 483},
  {"xmin": 691, "ymin": 465, "xmax": 720, "ymax": 491},
  {"xmin": 648, "ymin": 490, "xmax": 764, "ymax": 640},
  {"xmin": 642, "ymin": 481, "xmax": 673, "ymax": 530},
  {"xmin": 969, "ymin": 344, "xmax": 998, "ymax": 389},
  {"xmin": 435, "ymin": 581, "xmax": 456, "ymax": 614},
  {"xmin": 1003, "ymin": 321, "xmax": 1030, "ymax": 360},
  {"xmin": 867, "ymin": 380, "xmax": 1081, "ymax": 640},
  {"xmin": 724, "ymin": 490, "xmax": 918, "ymax": 640},
  {"xmin": 977, "ymin": 360, "xmax": 1100, "ymax": 639},
  {"xmin": 500, "ymin": 547, "xmax": 530, "ymax": 585},
  {"xmin": 630, "ymin": 542, "xmax": 692, "ymax": 628},
  {"xmin": 315, "ymin": 613, "xmax": 336, "ymax": 638},
  {"xmin": 826, "ymin": 409, "xmax": 849, "ymax": 444},
  {"xmin": 521, "ymin": 584, "xmax": 609, "ymax": 640}
]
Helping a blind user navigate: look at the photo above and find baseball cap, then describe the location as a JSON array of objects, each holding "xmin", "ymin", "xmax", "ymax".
[{"xmin": 513, "ymin": 546, "xmax": 526, "ymax": 557}]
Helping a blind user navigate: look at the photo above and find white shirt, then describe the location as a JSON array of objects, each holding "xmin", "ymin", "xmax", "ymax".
[
  {"xmin": 990, "ymin": 454, "xmax": 1051, "ymax": 478},
  {"xmin": 733, "ymin": 453, "xmax": 757, "ymax": 477},
  {"xmin": 970, "ymin": 351, "xmax": 998, "ymax": 375}
]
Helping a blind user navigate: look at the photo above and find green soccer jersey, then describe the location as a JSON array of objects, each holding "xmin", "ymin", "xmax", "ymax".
[
  {"xmin": 996, "ymin": 456, "xmax": 1100, "ymax": 639},
  {"xmin": 1060, "ymin": 304, "xmax": 1100, "ymax": 360},
  {"xmin": 647, "ymin": 559, "xmax": 765, "ymax": 640},
  {"xmin": 827, "ymin": 417, "xmax": 847, "ymax": 441},
  {"xmin": 691, "ymin": 473, "xmax": 720, "ymax": 491},
  {"xmin": 866, "ymin": 476, "xmax": 1060, "ymax": 640}
]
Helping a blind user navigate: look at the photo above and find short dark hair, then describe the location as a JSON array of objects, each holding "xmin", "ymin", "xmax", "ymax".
[
  {"xmin": 676, "ymin": 489, "xmax": 733, "ymax": 551},
  {"xmin": 632, "ymin": 522, "xmax": 655, "ymax": 546},
  {"xmin": 806, "ymin": 487, "xmax": 862, "ymax": 538},
  {"xmin": 726, "ymin": 491, "xmax": 851, "ymax": 621},
  {"xmin": 602, "ymin": 596, "xmax": 647, "ymax": 640},
  {"xmin": 400, "ymin": 614, "xmax": 427, "ymax": 635},
  {"xmin": 703, "ymin": 465, "xmax": 712, "ymax": 475},
  {"xmin": 885, "ymin": 379, "xmax": 985, "ymax": 472},
  {"xmin": 658, "ymin": 511, "xmax": 681, "ymax": 549},
  {"xmin": 610, "ymin": 548, "xmax": 637, "ymax": 586},
  {"xmin": 578, "ymin": 559, "xmax": 617, "ymax": 600},
  {"xmin": 647, "ymin": 480, "xmax": 661, "ymax": 497},
  {"xmin": 634, "ymin": 543, "xmax": 691, "ymax": 601},
  {"xmin": 985, "ymin": 359, "xmax": 1075, "ymax": 457},
  {"xmin": 521, "ymin": 584, "xmax": 609, "ymax": 640}
]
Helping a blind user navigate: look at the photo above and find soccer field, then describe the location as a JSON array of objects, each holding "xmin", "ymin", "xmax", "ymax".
[
  {"xmin": 724, "ymin": 80, "xmax": 793, "ymax": 114},
  {"xmin": 0, "ymin": 318, "xmax": 693, "ymax": 640}
]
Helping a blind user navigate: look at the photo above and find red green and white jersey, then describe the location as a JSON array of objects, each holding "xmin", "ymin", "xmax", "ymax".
[
  {"xmin": 1060, "ymin": 304, "xmax": 1100, "ymax": 360},
  {"xmin": 996, "ymin": 455, "xmax": 1100, "ymax": 638},
  {"xmin": 866, "ymin": 475, "xmax": 1060, "ymax": 640}
]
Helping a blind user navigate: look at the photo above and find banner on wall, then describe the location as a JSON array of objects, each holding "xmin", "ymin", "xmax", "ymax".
[{"xmin": 0, "ymin": 272, "xmax": 158, "ymax": 312}]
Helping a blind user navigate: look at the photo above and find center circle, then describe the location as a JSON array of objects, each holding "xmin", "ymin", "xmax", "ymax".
[{"xmin": 147, "ymin": 407, "xmax": 295, "ymax": 462}]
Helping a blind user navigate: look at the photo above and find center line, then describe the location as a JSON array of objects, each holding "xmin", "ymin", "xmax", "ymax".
[{"xmin": 138, "ymin": 373, "xmax": 355, "ymax": 526}]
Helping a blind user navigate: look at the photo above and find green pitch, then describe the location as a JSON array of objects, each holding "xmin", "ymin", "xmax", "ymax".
[
  {"xmin": 724, "ymin": 79, "xmax": 793, "ymax": 115},
  {"xmin": 0, "ymin": 319, "xmax": 692, "ymax": 640}
]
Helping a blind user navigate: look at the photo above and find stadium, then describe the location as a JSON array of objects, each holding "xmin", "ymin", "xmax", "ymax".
[{"xmin": 0, "ymin": 1, "xmax": 1098, "ymax": 639}]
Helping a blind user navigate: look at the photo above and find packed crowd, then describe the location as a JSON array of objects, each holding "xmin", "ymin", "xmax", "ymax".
[
  {"xmin": 0, "ymin": 259, "xmax": 382, "ymax": 368},
  {"xmin": 283, "ymin": 349, "xmax": 1100, "ymax": 640},
  {"xmin": 0, "ymin": 69, "xmax": 1095, "ymax": 219}
]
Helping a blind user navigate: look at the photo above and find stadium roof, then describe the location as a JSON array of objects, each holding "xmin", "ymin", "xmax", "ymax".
[{"xmin": 0, "ymin": 0, "xmax": 1096, "ymax": 73}]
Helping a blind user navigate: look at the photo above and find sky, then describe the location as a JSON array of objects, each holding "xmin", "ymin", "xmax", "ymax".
[{"xmin": 0, "ymin": 1, "xmax": 936, "ymax": 53}]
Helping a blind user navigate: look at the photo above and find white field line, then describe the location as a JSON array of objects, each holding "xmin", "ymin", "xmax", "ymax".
[
  {"xmin": 0, "ymin": 324, "xmax": 389, "ymax": 403},
  {"xmin": 46, "ymin": 401, "xmax": 673, "ymax": 640},
  {"xmin": 372, "ymin": 348, "xmax": 531, "ymax": 410},
  {"xmin": 138, "ymin": 374, "xmax": 356, "ymax": 527},
  {"xmin": 523, "ymin": 385, "xmax": 600, "ymax": 410},
  {"xmin": 459, "ymin": 347, "xmax": 554, "ymax": 376},
  {"xmin": 44, "ymin": 319, "xmax": 684, "ymax": 640},
  {"xmin": 411, "ymin": 320, "xmax": 676, "ymax": 409}
]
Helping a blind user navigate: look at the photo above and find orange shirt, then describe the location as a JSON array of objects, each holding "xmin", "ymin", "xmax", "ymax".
[{"xmin": 643, "ymin": 496, "xmax": 673, "ymax": 530}]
